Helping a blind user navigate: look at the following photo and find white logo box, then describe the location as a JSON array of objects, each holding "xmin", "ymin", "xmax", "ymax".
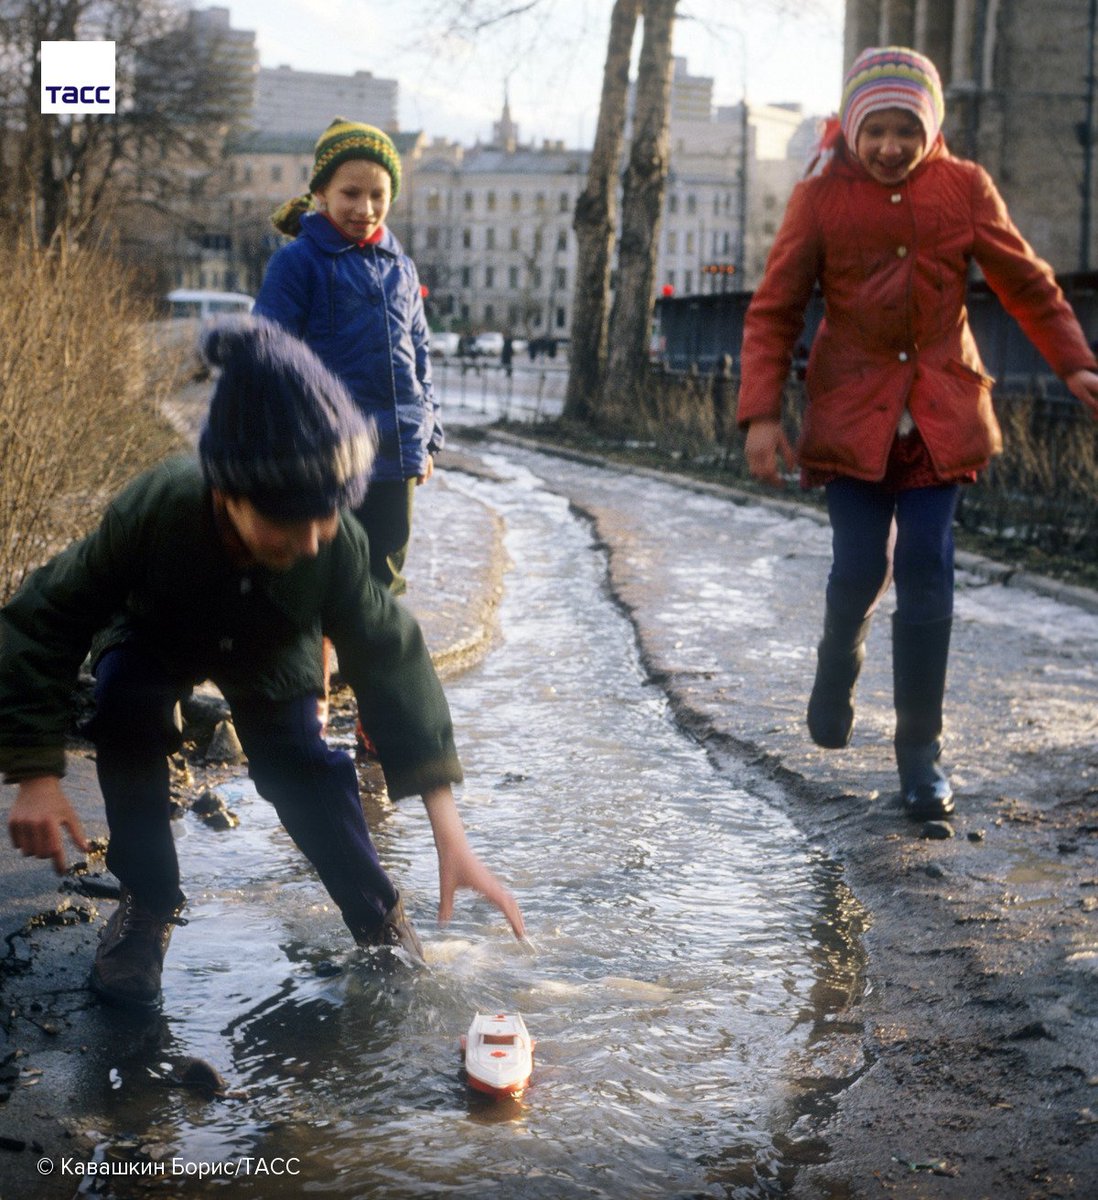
[{"xmin": 41, "ymin": 41, "xmax": 116, "ymax": 114}]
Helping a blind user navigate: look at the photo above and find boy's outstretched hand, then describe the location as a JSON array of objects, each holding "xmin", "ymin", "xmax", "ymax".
[
  {"xmin": 1066, "ymin": 369, "xmax": 1098, "ymax": 420},
  {"xmin": 422, "ymin": 785, "xmax": 525, "ymax": 939},
  {"xmin": 8, "ymin": 775, "xmax": 89, "ymax": 874},
  {"xmin": 745, "ymin": 418, "xmax": 796, "ymax": 487}
]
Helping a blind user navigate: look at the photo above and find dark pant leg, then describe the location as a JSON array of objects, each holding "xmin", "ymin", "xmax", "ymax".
[
  {"xmin": 228, "ymin": 695, "xmax": 398, "ymax": 937},
  {"xmin": 352, "ymin": 479, "xmax": 417, "ymax": 596},
  {"xmin": 892, "ymin": 485, "xmax": 961, "ymax": 623},
  {"xmin": 88, "ymin": 644, "xmax": 187, "ymax": 913},
  {"xmin": 824, "ymin": 477, "xmax": 897, "ymax": 620}
]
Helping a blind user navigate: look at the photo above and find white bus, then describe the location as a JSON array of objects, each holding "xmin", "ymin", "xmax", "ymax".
[{"xmin": 165, "ymin": 289, "xmax": 255, "ymax": 319}]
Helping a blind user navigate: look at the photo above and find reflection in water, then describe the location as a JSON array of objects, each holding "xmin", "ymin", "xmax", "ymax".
[{"xmin": 66, "ymin": 457, "xmax": 867, "ymax": 1199}]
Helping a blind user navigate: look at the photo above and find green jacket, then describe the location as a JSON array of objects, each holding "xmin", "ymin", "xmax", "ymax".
[{"xmin": 0, "ymin": 455, "xmax": 462, "ymax": 798}]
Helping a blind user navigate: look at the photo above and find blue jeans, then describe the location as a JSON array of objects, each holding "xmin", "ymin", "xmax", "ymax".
[
  {"xmin": 89, "ymin": 643, "xmax": 398, "ymax": 932},
  {"xmin": 824, "ymin": 479, "xmax": 961, "ymax": 625}
]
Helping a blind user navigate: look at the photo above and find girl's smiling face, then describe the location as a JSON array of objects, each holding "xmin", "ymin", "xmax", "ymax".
[
  {"xmin": 314, "ymin": 159, "xmax": 392, "ymax": 241},
  {"xmin": 854, "ymin": 108, "xmax": 927, "ymax": 184}
]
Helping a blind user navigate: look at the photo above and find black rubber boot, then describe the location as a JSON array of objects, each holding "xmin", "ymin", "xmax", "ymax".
[
  {"xmin": 806, "ymin": 608, "xmax": 873, "ymax": 748},
  {"xmin": 892, "ymin": 614, "xmax": 954, "ymax": 819},
  {"xmin": 90, "ymin": 888, "xmax": 187, "ymax": 1009},
  {"xmin": 353, "ymin": 894, "xmax": 426, "ymax": 967}
]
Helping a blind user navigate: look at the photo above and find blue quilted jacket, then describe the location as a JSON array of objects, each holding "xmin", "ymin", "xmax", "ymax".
[{"xmin": 255, "ymin": 213, "xmax": 442, "ymax": 483}]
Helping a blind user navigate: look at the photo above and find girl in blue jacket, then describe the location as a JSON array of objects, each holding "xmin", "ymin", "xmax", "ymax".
[{"xmin": 255, "ymin": 119, "xmax": 441, "ymax": 597}]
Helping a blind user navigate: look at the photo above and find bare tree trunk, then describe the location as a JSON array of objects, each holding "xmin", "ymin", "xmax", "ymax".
[
  {"xmin": 562, "ymin": 0, "xmax": 640, "ymax": 423},
  {"xmin": 602, "ymin": 0, "xmax": 676, "ymax": 425}
]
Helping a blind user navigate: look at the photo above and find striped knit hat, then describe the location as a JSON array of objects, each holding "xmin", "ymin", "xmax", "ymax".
[
  {"xmin": 271, "ymin": 118, "xmax": 401, "ymax": 237},
  {"xmin": 309, "ymin": 118, "xmax": 401, "ymax": 198},
  {"xmin": 840, "ymin": 46, "xmax": 945, "ymax": 149},
  {"xmin": 199, "ymin": 317, "xmax": 375, "ymax": 521}
]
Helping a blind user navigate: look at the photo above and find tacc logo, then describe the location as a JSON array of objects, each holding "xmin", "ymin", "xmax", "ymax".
[{"xmin": 41, "ymin": 41, "xmax": 116, "ymax": 114}]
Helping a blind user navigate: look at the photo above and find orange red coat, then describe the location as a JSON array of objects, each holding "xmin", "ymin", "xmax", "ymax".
[{"xmin": 738, "ymin": 140, "xmax": 1097, "ymax": 482}]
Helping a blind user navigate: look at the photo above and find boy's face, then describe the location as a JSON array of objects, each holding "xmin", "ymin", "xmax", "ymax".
[
  {"xmin": 315, "ymin": 159, "xmax": 392, "ymax": 241},
  {"xmin": 854, "ymin": 108, "xmax": 927, "ymax": 185},
  {"xmin": 219, "ymin": 494, "xmax": 340, "ymax": 571}
]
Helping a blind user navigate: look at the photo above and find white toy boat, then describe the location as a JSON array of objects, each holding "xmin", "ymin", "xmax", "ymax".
[{"xmin": 461, "ymin": 1012, "xmax": 534, "ymax": 1098}]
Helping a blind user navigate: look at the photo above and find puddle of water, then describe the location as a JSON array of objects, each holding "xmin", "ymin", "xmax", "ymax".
[{"xmin": 58, "ymin": 456, "xmax": 864, "ymax": 1199}]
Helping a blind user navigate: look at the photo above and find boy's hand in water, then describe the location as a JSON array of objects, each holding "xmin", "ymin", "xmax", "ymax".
[{"xmin": 422, "ymin": 786, "xmax": 525, "ymax": 938}]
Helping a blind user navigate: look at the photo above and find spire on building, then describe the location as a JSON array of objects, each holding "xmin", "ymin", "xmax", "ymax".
[{"xmin": 493, "ymin": 83, "xmax": 518, "ymax": 153}]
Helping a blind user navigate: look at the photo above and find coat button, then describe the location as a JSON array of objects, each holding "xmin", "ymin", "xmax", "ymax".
[
  {"xmin": 898, "ymin": 351, "xmax": 909, "ymax": 362},
  {"xmin": 891, "ymin": 193, "xmax": 902, "ymax": 203},
  {"xmin": 896, "ymin": 245, "xmax": 908, "ymax": 258}
]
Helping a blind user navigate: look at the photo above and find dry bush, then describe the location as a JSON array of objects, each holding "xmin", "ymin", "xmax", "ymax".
[
  {"xmin": 958, "ymin": 392, "xmax": 1098, "ymax": 559},
  {"xmin": 0, "ymin": 236, "xmax": 184, "ymax": 602}
]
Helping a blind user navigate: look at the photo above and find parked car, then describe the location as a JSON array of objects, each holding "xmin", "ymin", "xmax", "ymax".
[
  {"xmin": 472, "ymin": 331, "xmax": 504, "ymax": 357},
  {"xmin": 429, "ymin": 331, "xmax": 461, "ymax": 358}
]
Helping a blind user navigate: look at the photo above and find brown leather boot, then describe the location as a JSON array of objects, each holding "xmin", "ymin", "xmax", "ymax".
[
  {"xmin": 90, "ymin": 888, "xmax": 187, "ymax": 1009},
  {"xmin": 353, "ymin": 895, "xmax": 426, "ymax": 966}
]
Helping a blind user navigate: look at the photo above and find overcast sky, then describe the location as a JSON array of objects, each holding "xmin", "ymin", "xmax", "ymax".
[{"xmin": 220, "ymin": 0, "xmax": 846, "ymax": 146}]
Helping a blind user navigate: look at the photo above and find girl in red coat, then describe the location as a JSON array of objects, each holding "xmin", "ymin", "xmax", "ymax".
[{"xmin": 738, "ymin": 46, "xmax": 1098, "ymax": 819}]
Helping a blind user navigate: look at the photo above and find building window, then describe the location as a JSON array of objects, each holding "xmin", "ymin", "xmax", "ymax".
[
  {"xmin": 511, "ymin": 191, "xmax": 521, "ymax": 212},
  {"xmin": 556, "ymin": 305, "xmax": 566, "ymax": 328},
  {"xmin": 713, "ymin": 194, "xmax": 720, "ymax": 216},
  {"xmin": 461, "ymin": 302, "xmax": 470, "ymax": 321},
  {"xmin": 686, "ymin": 194, "xmax": 696, "ymax": 215},
  {"xmin": 484, "ymin": 303, "xmax": 495, "ymax": 323},
  {"xmin": 510, "ymin": 227, "xmax": 520, "ymax": 250},
  {"xmin": 559, "ymin": 191, "xmax": 569, "ymax": 213},
  {"xmin": 557, "ymin": 229, "xmax": 567, "ymax": 252},
  {"xmin": 533, "ymin": 229, "xmax": 543, "ymax": 253},
  {"xmin": 685, "ymin": 232, "xmax": 695, "ymax": 254},
  {"xmin": 426, "ymin": 192, "xmax": 442, "ymax": 214},
  {"xmin": 300, "ymin": 165, "xmax": 309, "ymax": 183},
  {"xmin": 461, "ymin": 266, "xmax": 471, "ymax": 287},
  {"xmin": 668, "ymin": 194, "xmax": 678, "ymax": 214},
  {"xmin": 508, "ymin": 304, "xmax": 521, "ymax": 325},
  {"xmin": 463, "ymin": 191, "xmax": 474, "ymax": 211},
  {"xmin": 487, "ymin": 190, "xmax": 497, "ymax": 212},
  {"xmin": 485, "ymin": 265, "xmax": 495, "ymax": 287},
  {"xmin": 463, "ymin": 228, "xmax": 472, "ymax": 249},
  {"xmin": 667, "ymin": 230, "xmax": 678, "ymax": 255},
  {"xmin": 556, "ymin": 267, "xmax": 566, "ymax": 289},
  {"xmin": 270, "ymin": 164, "xmax": 282, "ymax": 183},
  {"xmin": 684, "ymin": 270, "xmax": 693, "ymax": 293},
  {"xmin": 535, "ymin": 192, "xmax": 546, "ymax": 213},
  {"xmin": 532, "ymin": 267, "xmax": 543, "ymax": 288},
  {"xmin": 426, "ymin": 227, "xmax": 440, "ymax": 249},
  {"xmin": 667, "ymin": 270, "xmax": 676, "ymax": 288},
  {"xmin": 723, "ymin": 231, "xmax": 731, "ymax": 253},
  {"xmin": 508, "ymin": 266, "xmax": 519, "ymax": 288},
  {"xmin": 486, "ymin": 227, "xmax": 496, "ymax": 250}
]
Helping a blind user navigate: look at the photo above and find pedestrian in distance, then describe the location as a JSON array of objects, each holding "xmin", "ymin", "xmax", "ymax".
[
  {"xmin": 738, "ymin": 46, "xmax": 1098, "ymax": 820},
  {"xmin": 0, "ymin": 317, "xmax": 524, "ymax": 1011}
]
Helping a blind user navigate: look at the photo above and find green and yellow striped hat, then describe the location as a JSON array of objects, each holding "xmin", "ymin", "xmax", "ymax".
[{"xmin": 309, "ymin": 118, "xmax": 402, "ymax": 199}]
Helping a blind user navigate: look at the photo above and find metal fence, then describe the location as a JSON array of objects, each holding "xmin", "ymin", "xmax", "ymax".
[{"xmin": 432, "ymin": 359, "xmax": 566, "ymax": 424}]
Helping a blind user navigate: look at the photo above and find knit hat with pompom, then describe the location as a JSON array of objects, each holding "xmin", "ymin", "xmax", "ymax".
[{"xmin": 198, "ymin": 316, "xmax": 375, "ymax": 520}]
